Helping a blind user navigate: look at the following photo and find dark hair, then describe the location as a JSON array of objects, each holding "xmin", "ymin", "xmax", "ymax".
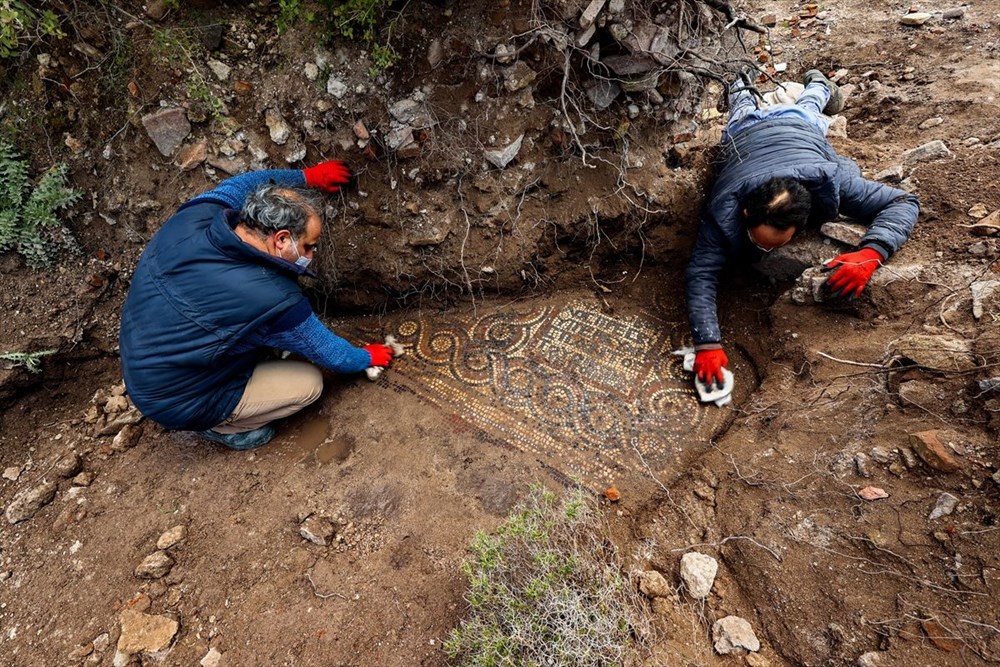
[
  {"xmin": 241, "ymin": 183, "xmax": 323, "ymax": 238},
  {"xmin": 743, "ymin": 178, "xmax": 811, "ymax": 231}
]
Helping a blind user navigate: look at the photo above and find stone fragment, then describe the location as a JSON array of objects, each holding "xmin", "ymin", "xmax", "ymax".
[
  {"xmin": 493, "ymin": 43, "xmax": 515, "ymax": 65},
  {"xmin": 200, "ymin": 647, "xmax": 223, "ymax": 667},
  {"xmin": 303, "ymin": 63, "xmax": 319, "ymax": 81},
  {"xmin": 713, "ymin": 615, "xmax": 760, "ymax": 654},
  {"xmin": 265, "ymin": 109, "xmax": 292, "ymax": 145},
  {"xmin": 942, "ymin": 7, "xmax": 965, "ymax": 19},
  {"xmin": 908, "ymin": 430, "xmax": 960, "ymax": 473},
  {"xmin": 900, "ymin": 12, "xmax": 932, "ymax": 25},
  {"xmin": 135, "ymin": 551, "xmax": 174, "ymax": 579},
  {"xmin": 902, "ymin": 140, "xmax": 952, "ymax": 165},
  {"xmin": 106, "ymin": 395, "xmax": 129, "ymax": 413},
  {"xmin": 206, "ymin": 59, "xmax": 231, "ymax": 81},
  {"xmin": 971, "ymin": 280, "xmax": 1000, "ymax": 319},
  {"xmin": 761, "ymin": 13, "xmax": 777, "ymax": 26},
  {"xmin": 112, "ymin": 424, "xmax": 143, "ymax": 451},
  {"xmin": 2, "ymin": 466, "xmax": 20, "ymax": 481},
  {"xmin": 284, "ymin": 142, "xmax": 307, "ymax": 164},
  {"xmin": 874, "ymin": 165, "xmax": 904, "ymax": 183},
  {"xmin": 755, "ymin": 239, "xmax": 832, "ymax": 282},
  {"xmin": 54, "ymin": 452, "xmax": 83, "ymax": 478},
  {"xmin": 5, "ymin": 481, "xmax": 58, "ymax": 524},
  {"xmin": 921, "ymin": 619, "xmax": 961, "ymax": 651},
  {"xmin": 326, "ymin": 75, "xmax": 348, "ymax": 98},
  {"xmin": 827, "ymin": 115, "xmax": 848, "ymax": 139},
  {"xmin": 679, "ymin": 552, "xmax": 718, "ymax": 599},
  {"xmin": 968, "ymin": 203, "xmax": 989, "ymax": 218},
  {"xmin": 586, "ymin": 79, "xmax": 622, "ymax": 109},
  {"xmin": 353, "ymin": 121, "xmax": 370, "ymax": 140},
  {"xmin": 821, "ymin": 221, "xmax": 867, "ymax": 246},
  {"xmin": 389, "ymin": 99, "xmax": 433, "ymax": 128},
  {"xmin": 484, "ymin": 134, "xmax": 524, "ymax": 169},
  {"xmin": 603, "ymin": 485, "xmax": 621, "ymax": 502},
  {"xmin": 157, "ymin": 525, "xmax": 187, "ymax": 550},
  {"xmin": 385, "ymin": 124, "xmax": 415, "ymax": 151},
  {"xmin": 427, "ymin": 39, "xmax": 443, "ymax": 68},
  {"xmin": 919, "ymin": 116, "xmax": 943, "ymax": 130},
  {"xmin": 207, "ymin": 156, "xmax": 247, "ymax": 175},
  {"xmin": 854, "ymin": 453, "xmax": 871, "ymax": 478},
  {"xmin": 857, "ymin": 652, "xmax": 883, "ymax": 667},
  {"xmin": 196, "ymin": 22, "xmax": 224, "ymax": 50},
  {"xmin": 579, "ymin": 0, "xmax": 607, "ymax": 28},
  {"xmin": 69, "ymin": 643, "xmax": 94, "ymax": 659},
  {"xmin": 145, "ymin": 0, "xmax": 168, "ymax": 20},
  {"xmin": 576, "ymin": 23, "xmax": 597, "ymax": 48},
  {"xmin": 299, "ymin": 515, "xmax": 336, "ymax": 546},
  {"xmin": 175, "ymin": 142, "xmax": 208, "ymax": 171},
  {"xmin": 893, "ymin": 334, "xmax": 976, "ymax": 371},
  {"xmin": 141, "ymin": 108, "xmax": 191, "ymax": 157},
  {"xmin": 638, "ymin": 570, "xmax": 671, "ymax": 598},
  {"xmin": 72, "ymin": 471, "xmax": 95, "ymax": 487},
  {"xmin": 117, "ymin": 608, "xmax": 178, "ymax": 654},
  {"xmin": 503, "ymin": 61, "xmax": 537, "ymax": 92},
  {"xmin": 858, "ymin": 486, "xmax": 889, "ymax": 500},
  {"xmin": 928, "ymin": 492, "xmax": 958, "ymax": 520}
]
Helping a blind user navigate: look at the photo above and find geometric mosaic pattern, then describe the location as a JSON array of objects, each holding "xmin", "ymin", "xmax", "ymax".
[{"xmin": 350, "ymin": 299, "xmax": 745, "ymax": 488}]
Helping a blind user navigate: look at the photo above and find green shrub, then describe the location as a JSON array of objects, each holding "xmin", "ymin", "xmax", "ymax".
[
  {"xmin": 313, "ymin": 0, "xmax": 400, "ymax": 76},
  {"xmin": 0, "ymin": 140, "xmax": 81, "ymax": 268},
  {"xmin": 0, "ymin": 0, "xmax": 63, "ymax": 59},
  {"xmin": 444, "ymin": 486, "xmax": 651, "ymax": 667},
  {"xmin": 0, "ymin": 349, "xmax": 56, "ymax": 373}
]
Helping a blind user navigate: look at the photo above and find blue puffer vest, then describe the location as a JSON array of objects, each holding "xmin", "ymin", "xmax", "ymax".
[{"xmin": 119, "ymin": 201, "xmax": 306, "ymax": 430}]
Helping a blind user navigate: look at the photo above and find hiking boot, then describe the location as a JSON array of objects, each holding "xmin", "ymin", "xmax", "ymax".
[
  {"xmin": 195, "ymin": 424, "xmax": 275, "ymax": 450},
  {"xmin": 803, "ymin": 69, "xmax": 844, "ymax": 115}
]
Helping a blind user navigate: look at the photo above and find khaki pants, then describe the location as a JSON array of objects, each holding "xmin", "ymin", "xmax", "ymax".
[{"xmin": 212, "ymin": 360, "xmax": 323, "ymax": 434}]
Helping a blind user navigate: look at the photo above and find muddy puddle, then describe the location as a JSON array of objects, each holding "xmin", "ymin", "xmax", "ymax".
[{"xmin": 273, "ymin": 414, "xmax": 355, "ymax": 465}]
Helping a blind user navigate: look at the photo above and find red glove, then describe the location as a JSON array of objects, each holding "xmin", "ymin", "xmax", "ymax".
[
  {"xmin": 364, "ymin": 343, "xmax": 393, "ymax": 368},
  {"xmin": 822, "ymin": 248, "xmax": 883, "ymax": 299},
  {"xmin": 694, "ymin": 348, "xmax": 729, "ymax": 387},
  {"xmin": 303, "ymin": 160, "xmax": 352, "ymax": 192}
]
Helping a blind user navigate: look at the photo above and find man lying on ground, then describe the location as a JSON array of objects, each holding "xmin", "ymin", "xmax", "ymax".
[{"xmin": 119, "ymin": 162, "xmax": 394, "ymax": 450}]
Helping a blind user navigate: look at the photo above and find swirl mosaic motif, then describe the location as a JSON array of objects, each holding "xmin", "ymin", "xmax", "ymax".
[{"xmin": 351, "ymin": 299, "xmax": 747, "ymax": 487}]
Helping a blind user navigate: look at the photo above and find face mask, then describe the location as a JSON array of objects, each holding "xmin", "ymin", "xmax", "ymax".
[{"xmin": 285, "ymin": 235, "xmax": 312, "ymax": 269}]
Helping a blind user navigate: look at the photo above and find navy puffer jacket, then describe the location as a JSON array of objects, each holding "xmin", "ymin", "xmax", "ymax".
[{"xmin": 685, "ymin": 117, "xmax": 919, "ymax": 345}]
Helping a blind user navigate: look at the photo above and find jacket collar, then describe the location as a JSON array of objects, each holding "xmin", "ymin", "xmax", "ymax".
[{"xmin": 207, "ymin": 208, "xmax": 317, "ymax": 279}]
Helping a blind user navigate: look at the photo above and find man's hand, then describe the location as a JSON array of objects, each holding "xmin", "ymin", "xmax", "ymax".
[
  {"xmin": 822, "ymin": 248, "xmax": 883, "ymax": 299},
  {"xmin": 694, "ymin": 348, "xmax": 729, "ymax": 388},
  {"xmin": 303, "ymin": 161, "xmax": 352, "ymax": 193},
  {"xmin": 363, "ymin": 343, "xmax": 394, "ymax": 368}
]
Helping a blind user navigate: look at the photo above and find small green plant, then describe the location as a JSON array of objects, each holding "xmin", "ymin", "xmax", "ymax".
[
  {"xmin": 0, "ymin": 349, "xmax": 56, "ymax": 373},
  {"xmin": 318, "ymin": 0, "xmax": 400, "ymax": 76},
  {"xmin": 0, "ymin": 140, "xmax": 81, "ymax": 268},
  {"xmin": 0, "ymin": 0, "xmax": 63, "ymax": 59},
  {"xmin": 277, "ymin": 0, "xmax": 302, "ymax": 33},
  {"xmin": 444, "ymin": 486, "xmax": 651, "ymax": 667},
  {"xmin": 151, "ymin": 27, "xmax": 225, "ymax": 120}
]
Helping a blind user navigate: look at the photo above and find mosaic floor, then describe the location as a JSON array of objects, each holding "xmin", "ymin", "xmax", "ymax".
[{"xmin": 350, "ymin": 299, "xmax": 746, "ymax": 488}]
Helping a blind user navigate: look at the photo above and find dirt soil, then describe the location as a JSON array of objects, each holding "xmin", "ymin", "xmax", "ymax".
[{"xmin": 2, "ymin": 0, "xmax": 1000, "ymax": 666}]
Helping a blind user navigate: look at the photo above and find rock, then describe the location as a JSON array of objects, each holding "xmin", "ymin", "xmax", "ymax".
[
  {"xmin": 427, "ymin": 39, "xmax": 443, "ymax": 68},
  {"xmin": 855, "ymin": 453, "xmax": 871, "ymax": 478},
  {"xmin": 713, "ymin": 616, "xmax": 761, "ymax": 654},
  {"xmin": 827, "ymin": 115, "xmax": 848, "ymax": 139},
  {"xmin": 874, "ymin": 165, "xmax": 904, "ymax": 182},
  {"xmin": 821, "ymin": 221, "xmax": 867, "ymax": 246},
  {"xmin": 54, "ymin": 452, "xmax": 83, "ymax": 478},
  {"xmin": 145, "ymin": 0, "xmax": 168, "ymax": 20},
  {"xmin": 69, "ymin": 643, "xmax": 94, "ymax": 659},
  {"xmin": 141, "ymin": 108, "xmax": 191, "ymax": 157},
  {"xmin": 206, "ymin": 59, "xmax": 231, "ymax": 81},
  {"xmin": 857, "ymin": 652, "xmax": 883, "ymax": 667},
  {"xmin": 175, "ymin": 142, "xmax": 208, "ymax": 171},
  {"xmin": 493, "ymin": 43, "xmax": 515, "ymax": 65},
  {"xmin": 326, "ymin": 75, "xmax": 348, "ymax": 99},
  {"xmin": 898, "ymin": 380, "xmax": 942, "ymax": 409},
  {"xmin": 200, "ymin": 647, "xmax": 223, "ymax": 667},
  {"xmin": 503, "ymin": 61, "xmax": 537, "ymax": 92},
  {"xmin": 902, "ymin": 140, "xmax": 952, "ymax": 165},
  {"xmin": 93, "ymin": 633, "xmax": 111, "ymax": 653},
  {"xmin": 135, "ymin": 551, "xmax": 174, "ymax": 579},
  {"xmin": 408, "ymin": 222, "xmax": 450, "ymax": 246},
  {"xmin": 919, "ymin": 116, "xmax": 943, "ymax": 130},
  {"xmin": 921, "ymin": 619, "xmax": 961, "ymax": 651},
  {"xmin": 746, "ymin": 654, "xmax": 771, "ymax": 667},
  {"xmin": 72, "ymin": 471, "xmax": 95, "ymax": 487},
  {"xmin": 638, "ymin": 570, "xmax": 671, "ymax": 598},
  {"xmin": 929, "ymin": 492, "xmax": 958, "ymax": 519},
  {"xmin": 385, "ymin": 124, "xmax": 415, "ymax": 151},
  {"xmin": 893, "ymin": 334, "xmax": 976, "ymax": 371},
  {"xmin": 207, "ymin": 156, "xmax": 247, "ymax": 175},
  {"xmin": 112, "ymin": 424, "xmax": 143, "ymax": 451},
  {"xmin": 755, "ymin": 238, "xmax": 833, "ymax": 282},
  {"xmin": 586, "ymin": 79, "xmax": 622, "ymax": 110},
  {"xmin": 942, "ymin": 7, "xmax": 965, "ymax": 19},
  {"xmin": 679, "ymin": 552, "xmax": 718, "ymax": 599},
  {"xmin": 627, "ymin": 104, "xmax": 640, "ymax": 119},
  {"xmin": 157, "ymin": 525, "xmax": 187, "ymax": 550},
  {"xmin": 117, "ymin": 609, "xmax": 178, "ymax": 655},
  {"xmin": 389, "ymin": 99, "xmax": 433, "ymax": 128},
  {"xmin": 299, "ymin": 515, "xmax": 336, "ymax": 546},
  {"xmin": 858, "ymin": 486, "xmax": 889, "ymax": 500},
  {"xmin": 579, "ymin": 0, "xmax": 607, "ymax": 28},
  {"xmin": 603, "ymin": 485, "xmax": 621, "ymax": 502},
  {"xmin": 2, "ymin": 466, "xmax": 20, "ymax": 481},
  {"xmin": 303, "ymin": 63, "xmax": 319, "ymax": 81},
  {"xmin": 575, "ymin": 23, "xmax": 597, "ymax": 48},
  {"xmin": 265, "ymin": 109, "xmax": 292, "ymax": 145},
  {"xmin": 971, "ymin": 280, "xmax": 1000, "ymax": 319},
  {"xmin": 900, "ymin": 12, "xmax": 932, "ymax": 25},
  {"xmin": 608, "ymin": 0, "xmax": 624, "ymax": 13},
  {"xmin": 353, "ymin": 121, "xmax": 370, "ymax": 140},
  {"xmin": 908, "ymin": 430, "xmax": 960, "ymax": 473},
  {"xmin": 968, "ymin": 203, "xmax": 989, "ymax": 218},
  {"xmin": 5, "ymin": 481, "xmax": 57, "ymax": 524},
  {"xmin": 106, "ymin": 395, "xmax": 129, "ymax": 413},
  {"xmin": 284, "ymin": 143, "xmax": 307, "ymax": 164},
  {"xmin": 761, "ymin": 13, "xmax": 777, "ymax": 26},
  {"xmin": 197, "ymin": 23, "xmax": 224, "ymax": 51},
  {"xmin": 484, "ymin": 134, "xmax": 524, "ymax": 169}
]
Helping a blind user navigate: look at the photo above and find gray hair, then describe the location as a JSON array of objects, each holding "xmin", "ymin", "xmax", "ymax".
[{"xmin": 241, "ymin": 183, "xmax": 323, "ymax": 238}]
